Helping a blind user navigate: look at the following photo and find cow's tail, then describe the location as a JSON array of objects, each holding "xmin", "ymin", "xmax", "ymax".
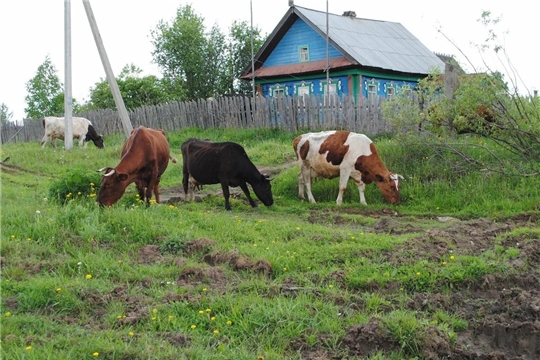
[
  {"xmin": 170, "ymin": 155, "xmax": 178, "ymax": 164},
  {"xmin": 42, "ymin": 118, "xmax": 46, "ymax": 128}
]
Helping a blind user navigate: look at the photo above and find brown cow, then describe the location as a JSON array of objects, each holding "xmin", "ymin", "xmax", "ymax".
[
  {"xmin": 96, "ymin": 126, "xmax": 173, "ymax": 206},
  {"xmin": 293, "ymin": 130, "xmax": 403, "ymax": 205}
]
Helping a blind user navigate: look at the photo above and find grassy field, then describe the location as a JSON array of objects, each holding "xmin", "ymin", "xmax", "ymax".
[{"xmin": 1, "ymin": 127, "xmax": 539, "ymax": 359}]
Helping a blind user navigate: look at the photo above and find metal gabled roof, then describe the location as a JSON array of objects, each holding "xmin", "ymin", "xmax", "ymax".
[{"xmin": 241, "ymin": 5, "xmax": 445, "ymax": 79}]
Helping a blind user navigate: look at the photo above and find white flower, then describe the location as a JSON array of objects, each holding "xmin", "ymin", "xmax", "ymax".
[{"xmin": 36, "ymin": 210, "xmax": 41, "ymax": 214}]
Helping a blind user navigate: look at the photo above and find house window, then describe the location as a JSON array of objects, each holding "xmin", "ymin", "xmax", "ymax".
[
  {"xmin": 298, "ymin": 46, "xmax": 309, "ymax": 62},
  {"xmin": 387, "ymin": 87, "xmax": 395, "ymax": 100},
  {"xmin": 364, "ymin": 78, "xmax": 380, "ymax": 105},
  {"xmin": 320, "ymin": 80, "xmax": 340, "ymax": 95},
  {"xmin": 270, "ymin": 84, "xmax": 287, "ymax": 97},
  {"xmin": 295, "ymin": 82, "xmax": 312, "ymax": 96}
]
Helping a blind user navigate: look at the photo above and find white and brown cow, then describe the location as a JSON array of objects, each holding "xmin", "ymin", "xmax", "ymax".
[
  {"xmin": 41, "ymin": 116, "xmax": 104, "ymax": 149},
  {"xmin": 293, "ymin": 130, "xmax": 403, "ymax": 205}
]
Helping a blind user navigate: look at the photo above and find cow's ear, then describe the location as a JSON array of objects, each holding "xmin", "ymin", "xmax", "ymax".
[{"xmin": 118, "ymin": 173, "xmax": 129, "ymax": 181}]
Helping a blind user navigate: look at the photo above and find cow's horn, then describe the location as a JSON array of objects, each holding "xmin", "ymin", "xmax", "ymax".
[
  {"xmin": 264, "ymin": 173, "xmax": 273, "ymax": 181},
  {"xmin": 104, "ymin": 169, "xmax": 116, "ymax": 177},
  {"xmin": 96, "ymin": 167, "xmax": 108, "ymax": 172}
]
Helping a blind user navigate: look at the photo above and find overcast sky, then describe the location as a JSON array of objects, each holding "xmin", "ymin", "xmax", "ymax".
[{"xmin": 1, "ymin": 0, "xmax": 538, "ymax": 121}]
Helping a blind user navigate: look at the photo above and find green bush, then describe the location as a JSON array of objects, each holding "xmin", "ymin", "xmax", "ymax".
[{"xmin": 48, "ymin": 168, "xmax": 101, "ymax": 204}]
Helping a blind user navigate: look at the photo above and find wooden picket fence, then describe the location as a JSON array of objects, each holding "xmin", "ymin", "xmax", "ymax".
[{"xmin": 0, "ymin": 94, "xmax": 418, "ymax": 145}]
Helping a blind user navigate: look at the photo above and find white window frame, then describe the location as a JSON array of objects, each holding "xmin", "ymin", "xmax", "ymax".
[{"xmin": 298, "ymin": 45, "xmax": 309, "ymax": 62}]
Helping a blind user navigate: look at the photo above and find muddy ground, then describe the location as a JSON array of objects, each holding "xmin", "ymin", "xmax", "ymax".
[{"xmin": 158, "ymin": 181, "xmax": 539, "ymax": 359}]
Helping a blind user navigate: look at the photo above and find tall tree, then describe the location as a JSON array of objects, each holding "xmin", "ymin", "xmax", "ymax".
[
  {"xmin": 0, "ymin": 103, "xmax": 13, "ymax": 123},
  {"xmin": 228, "ymin": 20, "xmax": 265, "ymax": 95},
  {"xmin": 24, "ymin": 55, "xmax": 64, "ymax": 119},
  {"xmin": 151, "ymin": 4, "xmax": 208, "ymax": 100},
  {"xmin": 83, "ymin": 64, "xmax": 174, "ymax": 111},
  {"xmin": 202, "ymin": 24, "xmax": 229, "ymax": 97}
]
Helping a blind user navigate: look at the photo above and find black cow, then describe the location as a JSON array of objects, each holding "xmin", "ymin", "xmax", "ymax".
[{"xmin": 181, "ymin": 138, "xmax": 274, "ymax": 210}]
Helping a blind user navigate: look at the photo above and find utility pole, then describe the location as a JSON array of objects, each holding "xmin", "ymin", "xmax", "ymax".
[
  {"xmin": 250, "ymin": 0, "xmax": 256, "ymax": 98},
  {"xmin": 326, "ymin": 0, "xmax": 330, "ymax": 96},
  {"xmin": 64, "ymin": 0, "xmax": 73, "ymax": 150},
  {"xmin": 82, "ymin": 0, "xmax": 133, "ymax": 137}
]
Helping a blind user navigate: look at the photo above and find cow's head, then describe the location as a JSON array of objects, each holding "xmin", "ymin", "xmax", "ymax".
[
  {"xmin": 92, "ymin": 135, "xmax": 105, "ymax": 149},
  {"xmin": 96, "ymin": 167, "xmax": 129, "ymax": 206},
  {"xmin": 375, "ymin": 172, "xmax": 403, "ymax": 205},
  {"xmin": 85, "ymin": 125, "xmax": 105, "ymax": 149},
  {"xmin": 251, "ymin": 173, "xmax": 274, "ymax": 207}
]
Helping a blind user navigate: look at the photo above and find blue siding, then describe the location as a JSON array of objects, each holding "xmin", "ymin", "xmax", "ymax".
[{"xmin": 265, "ymin": 19, "xmax": 342, "ymax": 67}]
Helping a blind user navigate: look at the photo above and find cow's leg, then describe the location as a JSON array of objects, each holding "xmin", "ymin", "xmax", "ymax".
[
  {"xmin": 182, "ymin": 171, "xmax": 192, "ymax": 201},
  {"xmin": 40, "ymin": 135, "xmax": 49, "ymax": 148},
  {"xmin": 350, "ymin": 171, "xmax": 367, "ymax": 205},
  {"xmin": 152, "ymin": 176, "xmax": 162, "ymax": 204},
  {"xmin": 78, "ymin": 137, "xmax": 85, "ymax": 147},
  {"xmin": 301, "ymin": 162, "xmax": 316, "ymax": 204},
  {"xmin": 336, "ymin": 169, "xmax": 353, "ymax": 206},
  {"xmin": 51, "ymin": 137, "xmax": 57, "ymax": 148},
  {"xmin": 220, "ymin": 182, "xmax": 232, "ymax": 211},
  {"xmin": 297, "ymin": 162, "xmax": 305, "ymax": 200},
  {"xmin": 239, "ymin": 183, "xmax": 257, "ymax": 207}
]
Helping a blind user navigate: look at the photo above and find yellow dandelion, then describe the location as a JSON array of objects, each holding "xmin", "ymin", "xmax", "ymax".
[
  {"xmin": 266, "ymin": 247, "xmax": 270, "ymax": 250},
  {"xmin": 128, "ymin": 332, "xmax": 134, "ymax": 337},
  {"xmin": 211, "ymin": 316, "xmax": 216, "ymax": 321},
  {"xmin": 416, "ymin": 272, "xmax": 421, "ymax": 276},
  {"xmin": 199, "ymin": 310, "xmax": 204, "ymax": 315},
  {"xmin": 90, "ymin": 182, "xmax": 94, "ymax": 186},
  {"xmin": 77, "ymin": 192, "xmax": 82, "ymax": 195},
  {"xmin": 56, "ymin": 288, "xmax": 62, "ymax": 292},
  {"xmin": 329, "ymin": 284, "xmax": 333, "ymax": 288},
  {"xmin": 27, "ymin": 238, "xmax": 31, "ymax": 241},
  {"xmin": 10, "ymin": 235, "xmax": 15, "ymax": 239},
  {"xmin": 307, "ymin": 266, "xmax": 311, "ymax": 270},
  {"xmin": 151, "ymin": 317, "xmax": 156, "ymax": 321},
  {"xmin": 86, "ymin": 274, "xmax": 92, "ymax": 280},
  {"xmin": 191, "ymin": 325, "xmax": 196, "ymax": 329},
  {"xmin": 202, "ymin": 287, "xmax": 208, "ymax": 292},
  {"xmin": 450, "ymin": 255, "xmax": 455, "ymax": 260},
  {"xmin": 93, "ymin": 352, "xmax": 99, "ymax": 357},
  {"xmin": 296, "ymin": 227, "xmax": 300, "ymax": 230},
  {"xmin": 5, "ymin": 312, "xmax": 11, "ymax": 317},
  {"xmin": 168, "ymin": 204, "xmax": 175, "ymax": 209},
  {"xmin": 26, "ymin": 346, "xmax": 32, "ymax": 350},
  {"xmin": 213, "ymin": 329, "xmax": 220, "ymax": 334},
  {"xmin": 168, "ymin": 315, "xmax": 173, "ymax": 320},
  {"xmin": 226, "ymin": 320, "xmax": 232, "ymax": 325},
  {"xmin": 283, "ymin": 267, "xmax": 287, "ymax": 271},
  {"xmin": 253, "ymin": 243, "xmax": 257, "ymax": 247},
  {"xmin": 442, "ymin": 261, "xmax": 447, "ymax": 265},
  {"xmin": 205, "ymin": 308, "xmax": 211, "ymax": 313},
  {"xmin": 117, "ymin": 315, "xmax": 122, "ymax": 319},
  {"xmin": 257, "ymin": 356, "xmax": 265, "ymax": 360},
  {"xmin": 152, "ymin": 308, "xmax": 157, "ymax": 314},
  {"xmin": 66, "ymin": 193, "xmax": 71, "ymax": 197}
]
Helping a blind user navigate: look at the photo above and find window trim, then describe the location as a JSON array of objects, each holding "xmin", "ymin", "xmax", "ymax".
[
  {"xmin": 270, "ymin": 84, "xmax": 287, "ymax": 97},
  {"xmin": 298, "ymin": 45, "xmax": 310, "ymax": 62}
]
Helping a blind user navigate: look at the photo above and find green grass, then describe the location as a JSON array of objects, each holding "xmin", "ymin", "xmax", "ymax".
[{"xmin": 1, "ymin": 127, "xmax": 539, "ymax": 359}]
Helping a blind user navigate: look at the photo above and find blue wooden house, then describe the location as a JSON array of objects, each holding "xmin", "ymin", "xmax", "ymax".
[{"xmin": 240, "ymin": 5, "xmax": 445, "ymax": 100}]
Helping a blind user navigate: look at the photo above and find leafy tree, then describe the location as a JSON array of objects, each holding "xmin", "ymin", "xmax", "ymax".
[
  {"xmin": 151, "ymin": 4, "xmax": 208, "ymax": 100},
  {"xmin": 24, "ymin": 55, "xmax": 64, "ymax": 119},
  {"xmin": 83, "ymin": 64, "xmax": 173, "ymax": 111},
  {"xmin": 228, "ymin": 20, "xmax": 265, "ymax": 95},
  {"xmin": 0, "ymin": 103, "xmax": 13, "ymax": 123},
  {"xmin": 383, "ymin": 11, "xmax": 540, "ymax": 177}
]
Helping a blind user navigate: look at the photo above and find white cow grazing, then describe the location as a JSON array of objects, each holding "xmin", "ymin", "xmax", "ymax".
[
  {"xmin": 40, "ymin": 116, "xmax": 104, "ymax": 149},
  {"xmin": 292, "ymin": 130, "xmax": 403, "ymax": 205}
]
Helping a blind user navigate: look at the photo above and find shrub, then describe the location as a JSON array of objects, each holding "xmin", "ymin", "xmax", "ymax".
[{"xmin": 48, "ymin": 168, "xmax": 101, "ymax": 204}]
